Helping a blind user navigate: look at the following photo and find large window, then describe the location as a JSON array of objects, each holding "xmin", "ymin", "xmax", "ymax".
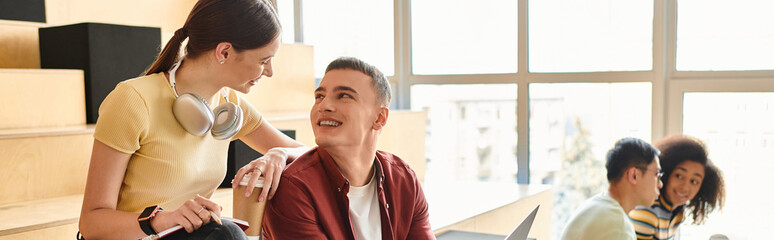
[
  {"xmin": 676, "ymin": 0, "xmax": 774, "ymax": 71},
  {"xmin": 530, "ymin": 82, "xmax": 652, "ymax": 237},
  {"xmin": 411, "ymin": 0, "xmax": 518, "ymax": 75},
  {"xmin": 529, "ymin": 0, "xmax": 653, "ymax": 72},
  {"xmin": 302, "ymin": 0, "xmax": 394, "ymax": 77},
  {"xmin": 681, "ymin": 92, "xmax": 774, "ymax": 239},
  {"xmin": 275, "ymin": 0, "xmax": 295, "ymax": 43},
  {"xmin": 290, "ymin": 0, "xmax": 774, "ymax": 238},
  {"xmin": 411, "ymin": 84, "xmax": 518, "ymax": 184}
]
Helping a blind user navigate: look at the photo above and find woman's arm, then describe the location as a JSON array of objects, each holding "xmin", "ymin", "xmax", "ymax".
[
  {"xmin": 78, "ymin": 139, "xmax": 147, "ymax": 239},
  {"xmin": 79, "ymin": 140, "xmax": 222, "ymax": 239},
  {"xmin": 232, "ymin": 119, "xmax": 308, "ymax": 201}
]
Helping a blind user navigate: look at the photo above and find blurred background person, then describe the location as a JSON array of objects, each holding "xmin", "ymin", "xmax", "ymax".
[{"xmin": 629, "ymin": 135, "xmax": 726, "ymax": 240}]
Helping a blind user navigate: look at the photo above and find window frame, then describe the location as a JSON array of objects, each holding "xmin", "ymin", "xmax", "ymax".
[{"xmin": 289, "ymin": 0, "xmax": 774, "ymax": 184}]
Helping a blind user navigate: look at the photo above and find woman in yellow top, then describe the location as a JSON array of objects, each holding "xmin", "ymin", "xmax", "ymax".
[
  {"xmin": 78, "ymin": 0, "xmax": 307, "ymax": 239},
  {"xmin": 628, "ymin": 135, "xmax": 725, "ymax": 239}
]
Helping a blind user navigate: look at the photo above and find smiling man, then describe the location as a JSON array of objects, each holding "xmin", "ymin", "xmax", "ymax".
[{"xmin": 261, "ymin": 57, "xmax": 435, "ymax": 240}]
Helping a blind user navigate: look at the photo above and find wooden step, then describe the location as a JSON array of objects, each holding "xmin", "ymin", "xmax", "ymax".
[
  {"xmin": 0, "ymin": 20, "xmax": 46, "ymax": 68},
  {"xmin": 0, "ymin": 0, "xmax": 199, "ymax": 70},
  {"xmin": 0, "ymin": 223, "xmax": 78, "ymax": 240},
  {"xmin": 0, "ymin": 125, "xmax": 94, "ymax": 205},
  {"xmin": 0, "ymin": 194, "xmax": 83, "ymax": 237},
  {"xmin": 0, "ymin": 68, "xmax": 86, "ymax": 129},
  {"xmin": 45, "ymin": 0, "xmax": 195, "ymax": 37}
]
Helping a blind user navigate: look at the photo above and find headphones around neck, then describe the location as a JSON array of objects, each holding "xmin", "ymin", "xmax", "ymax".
[{"xmin": 168, "ymin": 61, "xmax": 243, "ymax": 140}]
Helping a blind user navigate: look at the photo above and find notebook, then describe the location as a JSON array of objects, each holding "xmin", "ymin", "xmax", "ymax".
[{"xmin": 142, "ymin": 217, "xmax": 249, "ymax": 240}]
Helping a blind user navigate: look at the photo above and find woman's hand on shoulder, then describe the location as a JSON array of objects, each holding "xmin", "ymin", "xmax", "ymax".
[
  {"xmin": 232, "ymin": 148, "xmax": 288, "ymax": 202},
  {"xmin": 150, "ymin": 195, "xmax": 222, "ymax": 233}
]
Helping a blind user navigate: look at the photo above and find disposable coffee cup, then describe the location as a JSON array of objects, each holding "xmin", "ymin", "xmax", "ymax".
[{"xmin": 232, "ymin": 174, "xmax": 266, "ymax": 239}]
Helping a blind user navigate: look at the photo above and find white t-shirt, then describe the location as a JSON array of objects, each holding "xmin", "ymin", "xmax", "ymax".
[
  {"xmin": 347, "ymin": 170, "xmax": 382, "ymax": 240},
  {"xmin": 560, "ymin": 192, "xmax": 636, "ymax": 240}
]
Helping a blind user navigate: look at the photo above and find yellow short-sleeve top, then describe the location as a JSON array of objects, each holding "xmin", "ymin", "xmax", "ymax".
[{"xmin": 94, "ymin": 73, "xmax": 263, "ymax": 213}]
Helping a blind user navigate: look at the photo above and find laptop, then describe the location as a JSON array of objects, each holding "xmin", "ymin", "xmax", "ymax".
[
  {"xmin": 503, "ymin": 204, "xmax": 540, "ymax": 240},
  {"xmin": 436, "ymin": 204, "xmax": 539, "ymax": 240}
]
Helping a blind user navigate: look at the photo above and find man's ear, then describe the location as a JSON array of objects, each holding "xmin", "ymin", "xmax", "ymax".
[
  {"xmin": 626, "ymin": 167, "xmax": 639, "ymax": 184},
  {"xmin": 372, "ymin": 106, "xmax": 389, "ymax": 131},
  {"xmin": 214, "ymin": 42, "xmax": 232, "ymax": 63}
]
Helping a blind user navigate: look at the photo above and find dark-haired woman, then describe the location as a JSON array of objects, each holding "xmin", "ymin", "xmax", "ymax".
[
  {"xmin": 628, "ymin": 135, "xmax": 725, "ymax": 240},
  {"xmin": 78, "ymin": 0, "xmax": 307, "ymax": 239}
]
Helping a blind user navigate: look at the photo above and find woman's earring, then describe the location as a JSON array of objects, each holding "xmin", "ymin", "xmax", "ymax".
[{"xmin": 220, "ymin": 60, "xmax": 225, "ymax": 64}]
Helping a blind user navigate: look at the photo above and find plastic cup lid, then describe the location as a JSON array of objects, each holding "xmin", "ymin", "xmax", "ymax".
[{"xmin": 231, "ymin": 173, "xmax": 264, "ymax": 187}]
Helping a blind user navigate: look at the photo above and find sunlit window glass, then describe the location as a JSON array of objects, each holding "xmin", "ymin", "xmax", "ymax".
[
  {"xmin": 411, "ymin": 0, "xmax": 517, "ymax": 75},
  {"xmin": 276, "ymin": 0, "xmax": 295, "ymax": 44},
  {"xmin": 303, "ymin": 0, "xmax": 394, "ymax": 77},
  {"xmin": 529, "ymin": 82, "xmax": 651, "ymax": 238},
  {"xmin": 681, "ymin": 92, "xmax": 774, "ymax": 239},
  {"xmin": 677, "ymin": 0, "xmax": 774, "ymax": 71},
  {"xmin": 411, "ymin": 84, "xmax": 518, "ymax": 184},
  {"xmin": 529, "ymin": 0, "xmax": 653, "ymax": 72}
]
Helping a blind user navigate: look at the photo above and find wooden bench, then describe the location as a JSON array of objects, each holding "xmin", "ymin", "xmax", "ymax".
[
  {"xmin": 0, "ymin": 69, "xmax": 86, "ymax": 129},
  {"xmin": 0, "ymin": 20, "xmax": 45, "ymax": 68},
  {"xmin": 0, "ymin": 126, "xmax": 94, "ymax": 206},
  {"xmin": 0, "ymin": 194, "xmax": 83, "ymax": 239}
]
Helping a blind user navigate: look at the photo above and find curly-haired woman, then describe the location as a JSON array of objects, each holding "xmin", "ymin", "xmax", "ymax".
[{"xmin": 628, "ymin": 135, "xmax": 726, "ymax": 239}]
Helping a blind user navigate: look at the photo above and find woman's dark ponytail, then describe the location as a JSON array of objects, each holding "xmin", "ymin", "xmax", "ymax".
[{"xmin": 144, "ymin": 27, "xmax": 188, "ymax": 75}]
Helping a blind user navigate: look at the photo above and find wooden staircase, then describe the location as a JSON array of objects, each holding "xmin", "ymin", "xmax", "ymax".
[
  {"xmin": 0, "ymin": 3, "xmax": 427, "ymax": 239},
  {"xmin": 0, "ymin": 19, "xmax": 95, "ymax": 238}
]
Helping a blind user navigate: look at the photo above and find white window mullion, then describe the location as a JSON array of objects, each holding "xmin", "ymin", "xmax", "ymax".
[{"xmin": 517, "ymin": 0, "xmax": 529, "ymax": 184}]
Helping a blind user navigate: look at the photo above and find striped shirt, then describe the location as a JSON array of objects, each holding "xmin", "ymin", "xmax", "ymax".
[{"xmin": 628, "ymin": 195, "xmax": 685, "ymax": 240}]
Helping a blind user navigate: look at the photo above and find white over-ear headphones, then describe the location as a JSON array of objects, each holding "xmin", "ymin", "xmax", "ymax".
[{"xmin": 168, "ymin": 60, "xmax": 243, "ymax": 140}]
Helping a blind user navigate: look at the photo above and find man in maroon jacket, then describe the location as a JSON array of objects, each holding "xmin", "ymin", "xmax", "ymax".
[{"xmin": 261, "ymin": 57, "xmax": 434, "ymax": 240}]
